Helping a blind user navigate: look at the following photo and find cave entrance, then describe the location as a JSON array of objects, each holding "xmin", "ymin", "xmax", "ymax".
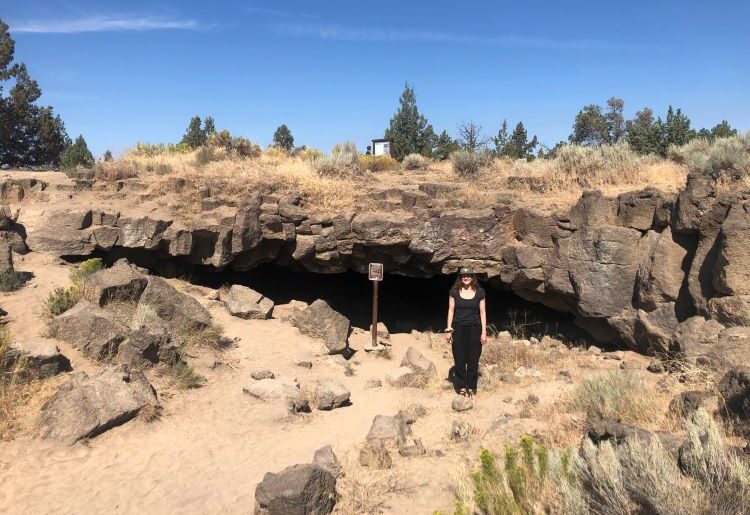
[{"xmin": 193, "ymin": 264, "xmax": 591, "ymax": 344}]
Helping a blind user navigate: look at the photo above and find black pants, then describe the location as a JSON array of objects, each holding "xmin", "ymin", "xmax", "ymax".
[{"xmin": 452, "ymin": 324, "xmax": 482, "ymax": 391}]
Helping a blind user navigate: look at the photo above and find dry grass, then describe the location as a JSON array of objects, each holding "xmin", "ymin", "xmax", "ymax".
[
  {"xmin": 568, "ymin": 370, "xmax": 667, "ymax": 427},
  {"xmin": 0, "ymin": 326, "xmax": 58, "ymax": 440},
  {"xmin": 480, "ymin": 339, "xmax": 556, "ymax": 373},
  {"xmin": 334, "ymin": 451, "xmax": 413, "ymax": 514},
  {"xmin": 99, "ymin": 142, "xmax": 689, "ymax": 217}
]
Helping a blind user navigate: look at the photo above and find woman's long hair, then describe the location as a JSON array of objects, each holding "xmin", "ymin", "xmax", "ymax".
[{"xmin": 451, "ymin": 273, "xmax": 478, "ymax": 294}]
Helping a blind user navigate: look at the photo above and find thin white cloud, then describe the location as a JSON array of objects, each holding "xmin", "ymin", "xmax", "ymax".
[
  {"xmin": 11, "ymin": 16, "xmax": 204, "ymax": 34},
  {"xmin": 275, "ymin": 24, "xmax": 640, "ymax": 50},
  {"xmin": 246, "ymin": 7, "xmax": 319, "ymax": 19}
]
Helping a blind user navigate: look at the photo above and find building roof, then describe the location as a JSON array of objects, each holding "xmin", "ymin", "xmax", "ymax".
[{"xmin": 371, "ymin": 138, "xmax": 390, "ymax": 143}]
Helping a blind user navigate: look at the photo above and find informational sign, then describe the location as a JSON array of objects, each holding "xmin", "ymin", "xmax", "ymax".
[{"xmin": 368, "ymin": 263, "xmax": 384, "ymax": 281}]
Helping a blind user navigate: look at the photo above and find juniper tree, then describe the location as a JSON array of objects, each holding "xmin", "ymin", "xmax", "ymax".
[
  {"xmin": 180, "ymin": 115, "xmax": 206, "ymax": 149},
  {"xmin": 569, "ymin": 104, "xmax": 608, "ymax": 146},
  {"xmin": 493, "ymin": 120, "xmax": 510, "ymax": 156},
  {"xmin": 605, "ymin": 97, "xmax": 626, "ymax": 143},
  {"xmin": 433, "ymin": 130, "xmax": 460, "ymax": 160},
  {"xmin": 272, "ymin": 124, "xmax": 294, "ymax": 151},
  {"xmin": 202, "ymin": 116, "xmax": 216, "ymax": 138},
  {"xmin": 384, "ymin": 83, "xmax": 435, "ymax": 160},
  {"xmin": 664, "ymin": 106, "xmax": 693, "ymax": 146},
  {"xmin": 103, "ymin": 150, "xmax": 113, "ymax": 162},
  {"xmin": 505, "ymin": 122, "xmax": 539, "ymax": 160},
  {"xmin": 60, "ymin": 135, "xmax": 94, "ymax": 169},
  {"xmin": 626, "ymin": 108, "xmax": 666, "ymax": 156},
  {"xmin": 0, "ymin": 19, "xmax": 68, "ymax": 166}
]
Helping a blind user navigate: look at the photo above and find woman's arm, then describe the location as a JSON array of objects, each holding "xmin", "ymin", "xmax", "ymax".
[
  {"xmin": 479, "ymin": 298, "xmax": 487, "ymax": 344},
  {"xmin": 446, "ymin": 295, "xmax": 455, "ymax": 341}
]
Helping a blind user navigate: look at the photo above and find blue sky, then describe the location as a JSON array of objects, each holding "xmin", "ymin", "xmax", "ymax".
[{"xmin": 4, "ymin": 1, "xmax": 749, "ymax": 156}]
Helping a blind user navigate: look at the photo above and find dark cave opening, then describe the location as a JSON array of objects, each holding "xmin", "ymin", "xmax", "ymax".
[
  {"xmin": 69, "ymin": 249, "xmax": 594, "ymax": 345},
  {"xmin": 192, "ymin": 264, "xmax": 593, "ymax": 344}
]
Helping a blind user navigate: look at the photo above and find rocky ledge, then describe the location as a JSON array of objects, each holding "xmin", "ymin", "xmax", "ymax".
[{"xmin": 4, "ymin": 172, "xmax": 750, "ymax": 354}]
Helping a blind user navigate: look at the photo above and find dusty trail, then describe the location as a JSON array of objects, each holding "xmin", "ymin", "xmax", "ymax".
[{"xmin": 0, "ymin": 252, "xmax": 637, "ymax": 515}]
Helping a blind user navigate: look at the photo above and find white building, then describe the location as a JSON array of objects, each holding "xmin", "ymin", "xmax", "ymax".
[{"xmin": 371, "ymin": 138, "xmax": 392, "ymax": 157}]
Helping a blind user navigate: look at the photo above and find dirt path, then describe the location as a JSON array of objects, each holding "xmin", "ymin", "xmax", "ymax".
[{"xmin": 0, "ymin": 253, "xmax": 643, "ymax": 515}]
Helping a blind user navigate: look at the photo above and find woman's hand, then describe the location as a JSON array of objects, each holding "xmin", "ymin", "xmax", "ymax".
[
  {"xmin": 445, "ymin": 331, "xmax": 453, "ymax": 343},
  {"xmin": 480, "ymin": 332, "xmax": 488, "ymax": 345}
]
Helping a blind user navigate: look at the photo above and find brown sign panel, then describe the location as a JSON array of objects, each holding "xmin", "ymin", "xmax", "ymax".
[{"xmin": 368, "ymin": 263, "xmax": 384, "ymax": 281}]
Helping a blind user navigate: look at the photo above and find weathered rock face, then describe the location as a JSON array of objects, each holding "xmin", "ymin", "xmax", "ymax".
[
  {"xmin": 139, "ymin": 277, "xmax": 210, "ymax": 330},
  {"xmin": 37, "ymin": 365, "xmax": 158, "ymax": 445},
  {"xmin": 254, "ymin": 464, "xmax": 336, "ymax": 515},
  {"xmin": 221, "ymin": 284, "xmax": 274, "ymax": 319},
  {"xmin": 1, "ymin": 341, "xmax": 71, "ymax": 378},
  {"xmin": 83, "ymin": 260, "xmax": 148, "ymax": 306},
  {"xmin": 291, "ymin": 300, "xmax": 350, "ymax": 354},
  {"xmin": 48, "ymin": 301, "xmax": 129, "ymax": 360},
  {"xmin": 13, "ymin": 173, "xmax": 750, "ymax": 353}
]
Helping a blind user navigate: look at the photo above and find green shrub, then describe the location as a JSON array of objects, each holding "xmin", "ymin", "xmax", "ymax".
[
  {"xmin": 450, "ymin": 150, "xmax": 485, "ymax": 176},
  {"xmin": 208, "ymin": 130, "xmax": 261, "ymax": 158},
  {"xmin": 69, "ymin": 258, "xmax": 104, "ymax": 286},
  {"xmin": 0, "ymin": 270, "xmax": 25, "ymax": 292},
  {"xmin": 144, "ymin": 163, "xmax": 173, "ymax": 175},
  {"xmin": 43, "ymin": 286, "xmax": 80, "ymax": 317},
  {"xmin": 297, "ymin": 147, "xmax": 325, "ymax": 161},
  {"xmin": 402, "ymin": 153, "xmax": 429, "ymax": 170},
  {"xmin": 195, "ymin": 146, "xmax": 216, "ymax": 166},
  {"xmin": 167, "ymin": 361, "xmax": 205, "ymax": 389},
  {"xmin": 359, "ymin": 155, "xmax": 399, "ymax": 172}
]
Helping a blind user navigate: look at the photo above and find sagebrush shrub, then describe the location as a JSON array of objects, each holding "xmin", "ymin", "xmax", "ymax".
[
  {"xmin": 0, "ymin": 270, "xmax": 25, "ymax": 292},
  {"xmin": 69, "ymin": 258, "xmax": 103, "ymax": 286},
  {"xmin": 43, "ymin": 286, "xmax": 80, "ymax": 317},
  {"xmin": 402, "ymin": 153, "xmax": 429, "ymax": 170},
  {"xmin": 668, "ymin": 133, "xmax": 750, "ymax": 178},
  {"xmin": 450, "ymin": 150, "xmax": 490, "ymax": 177},
  {"xmin": 359, "ymin": 155, "xmax": 398, "ymax": 172},
  {"xmin": 569, "ymin": 371, "xmax": 656, "ymax": 425}
]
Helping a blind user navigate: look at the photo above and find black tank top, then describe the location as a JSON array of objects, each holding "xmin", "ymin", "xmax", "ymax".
[{"xmin": 450, "ymin": 287, "xmax": 485, "ymax": 326}]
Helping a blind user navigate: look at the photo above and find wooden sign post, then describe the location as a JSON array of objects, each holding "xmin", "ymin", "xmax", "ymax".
[{"xmin": 368, "ymin": 263, "xmax": 384, "ymax": 348}]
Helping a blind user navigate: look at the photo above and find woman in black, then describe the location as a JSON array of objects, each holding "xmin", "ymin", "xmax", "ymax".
[{"xmin": 446, "ymin": 267, "xmax": 487, "ymax": 399}]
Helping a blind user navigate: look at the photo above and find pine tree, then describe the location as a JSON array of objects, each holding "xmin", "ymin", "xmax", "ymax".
[
  {"xmin": 0, "ymin": 20, "xmax": 68, "ymax": 167},
  {"xmin": 664, "ymin": 106, "xmax": 693, "ymax": 146},
  {"xmin": 180, "ymin": 115, "xmax": 206, "ymax": 149},
  {"xmin": 433, "ymin": 130, "xmax": 459, "ymax": 160},
  {"xmin": 272, "ymin": 124, "xmax": 294, "ymax": 151},
  {"xmin": 202, "ymin": 116, "xmax": 216, "ymax": 138},
  {"xmin": 710, "ymin": 120, "xmax": 737, "ymax": 139},
  {"xmin": 505, "ymin": 122, "xmax": 539, "ymax": 160},
  {"xmin": 384, "ymin": 83, "xmax": 434, "ymax": 160},
  {"xmin": 103, "ymin": 150, "xmax": 113, "ymax": 162},
  {"xmin": 493, "ymin": 120, "xmax": 510, "ymax": 156},
  {"xmin": 626, "ymin": 108, "xmax": 666, "ymax": 156},
  {"xmin": 605, "ymin": 97, "xmax": 626, "ymax": 143},
  {"xmin": 60, "ymin": 135, "xmax": 94, "ymax": 169},
  {"xmin": 569, "ymin": 105, "xmax": 608, "ymax": 146}
]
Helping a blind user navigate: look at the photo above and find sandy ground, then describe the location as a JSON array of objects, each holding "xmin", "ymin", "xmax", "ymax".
[{"xmin": 0, "ymin": 251, "xmax": 647, "ymax": 515}]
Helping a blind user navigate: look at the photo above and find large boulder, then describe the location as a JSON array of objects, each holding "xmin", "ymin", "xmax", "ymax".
[
  {"xmin": 83, "ymin": 261, "xmax": 148, "ymax": 306},
  {"xmin": 138, "ymin": 277, "xmax": 210, "ymax": 330},
  {"xmin": 291, "ymin": 300, "xmax": 350, "ymax": 354},
  {"xmin": 717, "ymin": 367, "xmax": 750, "ymax": 436},
  {"xmin": 1, "ymin": 340, "xmax": 71, "ymax": 378},
  {"xmin": 400, "ymin": 347, "xmax": 437, "ymax": 378},
  {"xmin": 37, "ymin": 365, "xmax": 158, "ymax": 445},
  {"xmin": 117, "ymin": 326, "xmax": 178, "ymax": 367},
  {"xmin": 243, "ymin": 378, "xmax": 309, "ymax": 413},
  {"xmin": 312, "ymin": 379, "xmax": 350, "ymax": 410},
  {"xmin": 567, "ymin": 226, "xmax": 644, "ymax": 319},
  {"xmin": 634, "ymin": 227, "xmax": 687, "ymax": 310},
  {"xmin": 221, "ymin": 284, "xmax": 274, "ymax": 319},
  {"xmin": 366, "ymin": 414, "xmax": 410, "ymax": 449},
  {"xmin": 312, "ymin": 445, "xmax": 343, "ymax": 478},
  {"xmin": 713, "ymin": 200, "xmax": 750, "ymax": 296},
  {"xmin": 48, "ymin": 301, "xmax": 128, "ymax": 361},
  {"xmin": 254, "ymin": 463, "xmax": 336, "ymax": 515}
]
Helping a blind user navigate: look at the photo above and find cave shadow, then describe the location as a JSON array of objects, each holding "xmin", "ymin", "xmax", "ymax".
[{"xmin": 193, "ymin": 263, "xmax": 592, "ymax": 344}]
